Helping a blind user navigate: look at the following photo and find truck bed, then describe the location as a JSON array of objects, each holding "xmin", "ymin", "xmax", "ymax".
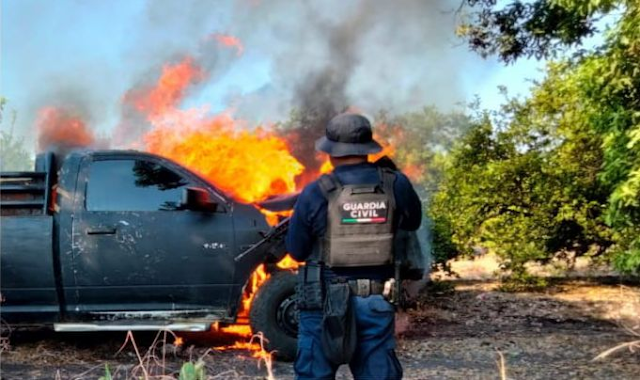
[
  {"xmin": 1, "ymin": 153, "xmax": 55, "ymax": 216},
  {"xmin": 1, "ymin": 152, "xmax": 59, "ymax": 322},
  {"xmin": 0, "ymin": 216, "xmax": 59, "ymax": 322},
  {"xmin": 0, "ymin": 171, "xmax": 49, "ymax": 215}
]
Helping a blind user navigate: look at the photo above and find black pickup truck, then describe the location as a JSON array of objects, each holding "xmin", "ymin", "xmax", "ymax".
[{"xmin": 0, "ymin": 150, "xmax": 298, "ymax": 358}]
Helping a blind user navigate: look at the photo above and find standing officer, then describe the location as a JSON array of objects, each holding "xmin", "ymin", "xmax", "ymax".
[{"xmin": 286, "ymin": 113, "xmax": 422, "ymax": 380}]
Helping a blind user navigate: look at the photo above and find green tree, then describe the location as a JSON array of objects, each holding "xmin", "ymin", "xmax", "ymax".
[
  {"xmin": 373, "ymin": 105, "xmax": 474, "ymax": 189},
  {"xmin": 460, "ymin": 0, "xmax": 621, "ymax": 62},
  {"xmin": 374, "ymin": 107, "xmax": 475, "ymax": 269},
  {"xmin": 430, "ymin": 81, "xmax": 615, "ymax": 276},
  {"xmin": 453, "ymin": 0, "xmax": 640, "ymax": 273},
  {"xmin": 0, "ymin": 97, "xmax": 33, "ymax": 171},
  {"xmin": 576, "ymin": 3, "xmax": 640, "ymax": 272}
]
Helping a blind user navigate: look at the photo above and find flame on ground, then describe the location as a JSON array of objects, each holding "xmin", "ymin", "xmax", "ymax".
[
  {"xmin": 214, "ymin": 340, "xmax": 259, "ymax": 352},
  {"xmin": 213, "ymin": 332, "xmax": 275, "ymax": 379}
]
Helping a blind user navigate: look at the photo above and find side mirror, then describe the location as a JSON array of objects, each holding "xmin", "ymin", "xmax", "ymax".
[{"xmin": 182, "ymin": 187, "xmax": 218, "ymax": 212}]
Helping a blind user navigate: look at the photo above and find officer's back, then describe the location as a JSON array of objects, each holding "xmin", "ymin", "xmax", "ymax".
[{"xmin": 286, "ymin": 113, "xmax": 422, "ymax": 380}]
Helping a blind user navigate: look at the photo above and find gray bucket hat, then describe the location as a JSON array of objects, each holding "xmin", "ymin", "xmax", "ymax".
[{"xmin": 315, "ymin": 114, "xmax": 383, "ymax": 157}]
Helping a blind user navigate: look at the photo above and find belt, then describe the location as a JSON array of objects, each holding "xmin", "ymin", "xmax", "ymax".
[{"xmin": 347, "ymin": 279, "xmax": 385, "ymax": 297}]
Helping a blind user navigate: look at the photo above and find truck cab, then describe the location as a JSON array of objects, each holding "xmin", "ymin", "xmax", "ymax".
[{"xmin": 1, "ymin": 150, "xmax": 296, "ymax": 357}]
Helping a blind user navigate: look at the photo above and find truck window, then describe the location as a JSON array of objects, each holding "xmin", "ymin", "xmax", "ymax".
[{"xmin": 86, "ymin": 160, "xmax": 188, "ymax": 211}]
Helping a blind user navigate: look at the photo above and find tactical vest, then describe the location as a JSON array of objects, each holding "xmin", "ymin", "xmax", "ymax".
[{"xmin": 316, "ymin": 167, "xmax": 396, "ymax": 267}]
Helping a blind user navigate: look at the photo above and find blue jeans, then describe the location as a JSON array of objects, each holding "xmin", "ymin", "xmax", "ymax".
[{"xmin": 295, "ymin": 295, "xmax": 402, "ymax": 380}]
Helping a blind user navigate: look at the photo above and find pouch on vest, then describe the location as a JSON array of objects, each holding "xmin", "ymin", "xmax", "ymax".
[
  {"xmin": 318, "ymin": 167, "xmax": 397, "ymax": 267},
  {"xmin": 320, "ymin": 282, "xmax": 357, "ymax": 365},
  {"xmin": 295, "ymin": 262, "xmax": 324, "ymax": 310},
  {"xmin": 395, "ymin": 229, "xmax": 427, "ymax": 280}
]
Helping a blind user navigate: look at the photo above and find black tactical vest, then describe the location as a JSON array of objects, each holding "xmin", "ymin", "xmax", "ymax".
[{"xmin": 316, "ymin": 167, "xmax": 396, "ymax": 267}]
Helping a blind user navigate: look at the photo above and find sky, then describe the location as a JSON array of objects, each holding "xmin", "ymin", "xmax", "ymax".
[{"xmin": 0, "ymin": 0, "xmax": 546, "ymax": 149}]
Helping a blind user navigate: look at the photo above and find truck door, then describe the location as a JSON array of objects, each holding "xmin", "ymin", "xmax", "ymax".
[{"xmin": 68, "ymin": 156, "xmax": 235, "ymax": 314}]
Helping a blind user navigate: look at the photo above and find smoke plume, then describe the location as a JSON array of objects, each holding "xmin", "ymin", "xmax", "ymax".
[
  {"xmin": 224, "ymin": 0, "xmax": 471, "ymax": 169},
  {"xmin": 26, "ymin": 0, "xmax": 482, "ymax": 165}
]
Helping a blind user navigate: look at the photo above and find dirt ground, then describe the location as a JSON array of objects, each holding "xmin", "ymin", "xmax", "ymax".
[{"xmin": 2, "ymin": 279, "xmax": 639, "ymax": 379}]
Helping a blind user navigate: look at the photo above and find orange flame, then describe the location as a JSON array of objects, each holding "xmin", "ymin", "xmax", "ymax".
[
  {"xmin": 144, "ymin": 116, "xmax": 304, "ymax": 204},
  {"xmin": 125, "ymin": 56, "xmax": 303, "ymax": 208},
  {"xmin": 220, "ymin": 254, "xmax": 299, "ymax": 337},
  {"xmin": 212, "ymin": 33, "xmax": 244, "ymax": 56},
  {"xmin": 36, "ymin": 107, "xmax": 95, "ymax": 151},
  {"xmin": 319, "ymin": 133, "xmax": 396, "ymax": 174},
  {"xmin": 125, "ymin": 57, "xmax": 204, "ymax": 121},
  {"xmin": 37, "ymin": 52, "xmax": 425, "ymax": 360},
  {"xmin": 205, "ymin": 254, "xmax": 298, "ymax": 356},
  {"xmin": 236, "ymin": 254, "xmax": 299, "ymax": 321},
  {"xmin": 238, "ymin": 263, "xmax": 269, "ymax": 321},
  {"xmin": 276, "ymin": 254, "xmax": 300, "ymax": 270},
  {"xmin": 214, "ymin": 340, "xmax": 260, "ymax": 351}
]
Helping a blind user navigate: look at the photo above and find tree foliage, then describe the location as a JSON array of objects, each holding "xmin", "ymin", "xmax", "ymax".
[
  {"xmin": 373, "ymin": 107, "xmax": 475, "ymax": 269},
  {"xmin": 460, "ymin": 0, "xmax": 621, "ymax": 62},
  {"xmin": 443, "ymin": 0, "xmax": 640, "ymax": 273},
  {"xmin": 0, "ymin": 97, "xmax": 33, "ymax": 171},
  {"xmin": 431, "ymin": 85, "xmax": 613, "ymax": 275},
  {"xmin": 373, "ymin": 106, "xmax": 474, "ymax": 189},
  {"xmin": 579, "ymin": 3, "xmax": 640, "ymax": 271}
]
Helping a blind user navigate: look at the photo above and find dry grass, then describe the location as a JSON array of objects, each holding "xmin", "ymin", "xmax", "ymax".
[
  {"xmin": 248, "ymin": 332, "xmax": 275, "ymax": 380},
  {"xmin": 593, "ymin": 286, "xmax": 640, "ymax": 361},
  {"xmin": 59, "ymin": 329, "xmax": 277, "ymax": 380},
  {"xmin": 68, "ymin": 330, "xmax": 183, "ymax": 379},
  {"xmin": 495, "ymin": 350, "xmax": 507, "ymax": 380},
  {"xmin": 0, "ymin": 319, "xmax": 12, "ymax": 354},
  {"xmin": 434, "ymin": 253, "xmax": 617, "ymax": 281},
  {"xmin": 593, "ymin": 340, "xmax": 640, "ymax": 360},
  {"xmin": 0, "ymin": 293, "xmax": 10, "ymax": 354}
]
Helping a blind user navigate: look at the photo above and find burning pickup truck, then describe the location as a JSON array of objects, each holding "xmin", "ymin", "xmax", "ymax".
[{"xmin": 0, "ymin": 150, "xmax": 299, "ymax": 359}]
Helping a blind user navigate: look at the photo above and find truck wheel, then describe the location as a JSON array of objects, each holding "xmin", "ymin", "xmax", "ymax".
[{"xmin": 249, "ymin": 270, "xmax": 298, "ymax": 361}]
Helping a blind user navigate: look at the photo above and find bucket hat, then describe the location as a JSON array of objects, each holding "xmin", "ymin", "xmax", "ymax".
[{"xmin": 315, "ymin": 114, "xmax": 382, "ymax": 157}]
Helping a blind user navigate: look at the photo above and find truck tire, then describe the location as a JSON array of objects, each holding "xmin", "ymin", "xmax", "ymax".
[{"xmin": 249, "ymin": 270, "xmax": 298, "ymax": 361}]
